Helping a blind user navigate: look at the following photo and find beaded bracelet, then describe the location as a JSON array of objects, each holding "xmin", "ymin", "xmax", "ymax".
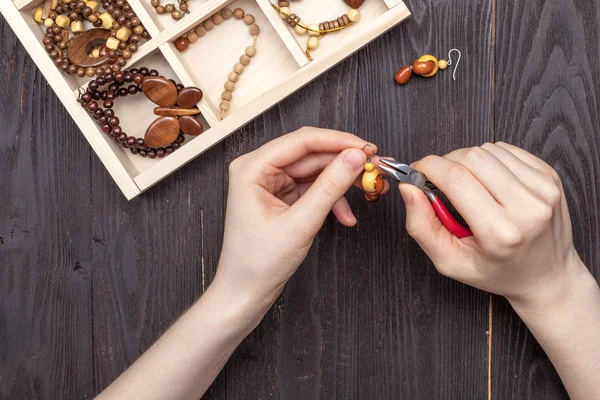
[
  {"xmin": 150, "ymin": 0, "xmax": 190, "ymax": 20},
  {"xmin": 174, "ymin": 7, "xmax": 260, "ymax": 119},
  {"xmin": 271, "ymin": 0, "xmax": 361, "ymax": 61},
  {"xmin": 78, "ymin": 68, "xmax": 204, "ymax": 158},
  {"xmin": 35, "ymin": 0, "xmax": 149, "ymax": 77}
]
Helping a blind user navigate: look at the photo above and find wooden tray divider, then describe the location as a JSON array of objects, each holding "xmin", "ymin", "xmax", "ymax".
[{"xmin": 13, "ymin": 0, "xmax": 38, "ymax": 11}]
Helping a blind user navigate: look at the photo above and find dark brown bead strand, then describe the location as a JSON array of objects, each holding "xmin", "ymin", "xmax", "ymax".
[{"xmin": 78, "ymin": 67, "xmax": 185, "ymax": 158}]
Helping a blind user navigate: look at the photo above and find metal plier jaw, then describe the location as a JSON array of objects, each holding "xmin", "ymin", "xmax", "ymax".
[{"xmin": 378, "ymin": 159, "xmax": 473, "ymax": 238}]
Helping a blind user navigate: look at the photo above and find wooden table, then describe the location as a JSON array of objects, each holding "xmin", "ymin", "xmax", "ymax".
[{"xmin": 1, "ymin": 0, "xmax": 598, "ymax": 398}]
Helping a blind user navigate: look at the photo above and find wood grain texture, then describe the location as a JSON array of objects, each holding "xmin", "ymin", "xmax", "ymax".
[{"xmin": 492, "ymin": 0, "xmax": 600, "ymax": 398}]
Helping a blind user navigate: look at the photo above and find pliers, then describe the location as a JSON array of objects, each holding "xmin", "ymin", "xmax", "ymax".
[{"xmin": 377, "ymin": 159, "xmax": 473, "ymax": 238}]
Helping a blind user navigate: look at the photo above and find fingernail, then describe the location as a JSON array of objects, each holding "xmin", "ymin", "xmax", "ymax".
[
  {"xmin": 343, "ymin": 150, "xmax": 365, "ymax": 172},
  {"xmin": 399, "ymin": 184, "xmax": 413, "ymax": 205},
  {"xmin": 347, "ymin": 209, "xmax": 357, "ymax": 225}
]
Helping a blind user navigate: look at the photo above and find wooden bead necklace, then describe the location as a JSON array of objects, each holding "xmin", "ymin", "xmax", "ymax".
[
  {"xmin": 394, "ymin": 49, "xmax": 461, "ymax": 85},
  {"xmin": 150, "ymin": 0, "xmax": 190, "ymax": 20},
  {"xmin": 35, "ymin": 0, "xmax": 149, "ymax": 77},
  {"xmin": 271, "ymin": 0, "xmax": 363, "ymax": 61},
  {"xmin": 174, "ymin": 7, "xmax": 260, "ymax": 119},
  {"xmin": 78, "ymin": 67, "xmax": 205, "ymax": 158},
  {"xmin": 361, "ymin": 145, "xmax": 385, "ymax": 202}
]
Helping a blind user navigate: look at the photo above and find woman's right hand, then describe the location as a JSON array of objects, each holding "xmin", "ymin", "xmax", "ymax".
[{"xmin": 398, "ymin": 142, "xmax": 588, "ymax": 312}]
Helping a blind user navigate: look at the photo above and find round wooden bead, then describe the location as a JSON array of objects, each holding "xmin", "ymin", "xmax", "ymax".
[
  {"xmin": 233, "ymin": 8, "xmax": 244, "ymax": 19},
  {"xmin": 221, "ymin": 8, "xmax": 233, "ymax": 19},
  {"xmin": 307, "ymin": 36, "xmax": 319, "ymax": 50},
  {"xmin": 212, "ymin": 13, "xmax": 224, "ymax": 24},
  {"xmin": 220, "ymin": 100, "xmax": 230, "ymax": 111},
  {"xmin": 224, "ymin": 81, "xmax": 235, "ymax": 91},
  {"xmin": 233, "ymin": 63, "xmax": 245, "ymax": 74},
  {"xmin": 243, "ymin": 14, "xmax": 254, "ymax": 25},
  {"xmin": 245, "ymin": 46, "xmax": 256, "ymax": 57},
  {"xmin": 438, "ymin": 60, "xmax": 448, "ymax": 69},
  {"xmin": 175, "ymin": 37, "xmax": 190, "ymax": 51},
  {"xmin": 249, "ymin": 23, "xmax": 260, "ymax": 35},
  {"xmin": 295, "ymin": 24, "xmax": 307, "ymax": 34},
  {"xmin": 187, "ymin": 32, "xmax": 199, "ymax": 43},
  {"xmin": 195, "ymin": 25, "xmax": 207, "ymax": 37},
  {"xmin": 228, "ymin": 71, "xmax": 239, "ymax": 82},
  {"xmin": 204, "ymin": 19, "xmax": 215, "ymax": 31},
  {"xmin": 222, "ymin": 91, "xmax": 233, "ymax": 101},
  {"xmin": 240, "ymin": 54, "xmax": 251, "ymax": 65},
  {"xmin": 308, "ymin": 24, "xmax": 319, "ymax": 36},
  {"xmin": 348, "ymin": 9, "xmax": 360, "ymax": 22}
]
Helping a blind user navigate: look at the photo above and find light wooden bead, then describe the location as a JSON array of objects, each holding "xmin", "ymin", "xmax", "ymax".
[
  {"xmin": 55, "ymin": 15, "xmax": 69, "ymax": 28},
  {"xmin": 438, "ymin": 60, "xmax": 448, "ymax": 69},
  {"xmin": 204, "ymin": 19, "xmax": 215, "ymax": 31},
  {"xmin": 85, "ymin": 67, "xmax": 95, "ymax": 77},
  {"xmin": 307, "ymin": 24, "xmax": 319, "ymax": 36},
  {"xmin": 249, "ymin": 24, "xmax": 260, "ymax": 35},
  {"xmin": 245, "ymin": 46, "xmax": 256, "ymax": 57},
  {"xmin": 222, "ymin": 91, "xmax": 233, "ymax": 101},
  {"xmin": 71, "ymin": 20, "xmax": 84, "ymax": 33},
  {"xmin": 221, "ymin": 8, "xmax": 233, "ymax": 19},
  {"xmin": 295, "ymin": 24, "xmax": 307, "ymax": 34},
  {"xmin": 99, "ymin": 12, "xmax": 115, "ymax": 29},
  {"xmin": 116, "ymin": 28, "xmax": 132, "ymax": 41},
  {"xmin": 234, "ymin": 63, "xmax": 245, "ymax": 74},
  {"xmin": 233, "ymin": 8, "xmax": 244, "ymax": 19},
  {"xmin": 307, "ymin": 36, "xmax": 319, "ymax": 50},
  {"xmin": 91, "ymin": 48, "xmax": 100, "ymax": 58},
  {"xmin": 187, "ymin": 31, "xmax": 199, "ymax": 43},
  {"xmin": 279, "ymin": 7, "xmax": 290, "ymax": 18},
  {"xmin": 212, "ymin": 13, "xmax": 224, "ymax": 25},
  {"xmin": 105, "ymin": 37, "xmax": 121, "ymax": 50},
  {"xmin": 34, "ymin": 7, "xmax": 44, "ymax": 23},
  {"xmin": 224, "ymin": 81, "xmax": 235, "ymax": 91},
  {"xmin": 195, "ymin": 25, "xmax": 207, "ymax": 37},
  {"xmin": 243, "ymin": 14, "xmax": 254, "ymax": 25},
  {"xmin": 240, "ymin": 54, "xmax": 251, "ymax": 65},
  {"xmin": 347, "ymin": 9, "xmax": 360, "ymax": 22},
  {"xmin": 228, "ymin": 71, "xmax": 239, "ymax": 82},
  {"xmin": 220, "ymin": 100, "xmax": 230, "ymax": 111},
  {"xmin": 85, "ymin": 0, "xmax": 98, "ymax": 12},
  {"xmin": 43, "ymin": 18, "xmax": 54, "ymax": 27}
]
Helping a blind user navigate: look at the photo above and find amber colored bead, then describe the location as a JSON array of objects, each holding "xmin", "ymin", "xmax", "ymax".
[
  {"xmin": 394, "ymin": 66, "xmax": 412, "ymax": 85},
  {"xmin": 175, "ymin": 37, "xmax": 190, "ymax": 51},
  {"xmin": 412, "ymin": 60, "xmax": 436, "ymax": 76}
]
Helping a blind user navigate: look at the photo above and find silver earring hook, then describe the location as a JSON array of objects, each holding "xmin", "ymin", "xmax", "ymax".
[{"xmin": 446, "ymin": 49, "xmax": 461, "ymax": 81}]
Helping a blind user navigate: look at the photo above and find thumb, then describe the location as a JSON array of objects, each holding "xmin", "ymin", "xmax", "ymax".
[
  {"xmin": 288, "ymin": 148, "xmax": 366, "ymax": 234},
  {"xmin": 399, "ymin": 184, "xmax": 458, "ymax": 268}
]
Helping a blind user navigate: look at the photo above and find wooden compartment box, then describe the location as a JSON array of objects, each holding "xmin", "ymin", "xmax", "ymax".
[{"xmin": 1, "ymin": 0, "xmax": 410, "ymax": 199}]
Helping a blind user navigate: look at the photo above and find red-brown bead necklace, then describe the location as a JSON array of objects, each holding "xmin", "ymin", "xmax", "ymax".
[{"xmin": 78, "ymin": 68, "xmax": 203, "ymax": 158}]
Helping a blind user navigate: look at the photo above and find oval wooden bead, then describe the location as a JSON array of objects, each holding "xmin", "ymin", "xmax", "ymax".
[
  {"xmin": 394, "ymin": 66, "xmax": 412, "ymax": 85},
  {"xmin": 344, "ymin": 0, "xmax": 365, "ymax": 8},
  {"xmin": 145, "ymin": 116, "xmax": 180, "ymax": 147},
  {"xmin": 154, "ymin": 107, "xmax": 200, "ymax": 116},
  {"xmin": 177, "ymin": 86, "xmax": 203, "ymax": 108},
  {"xmin": 67, "ymin": 28, "xmax": 111, "ymax": 68},
  {"xmin": 412, "ymin": 60, "xmax": 436, "ymax": 76},
  {"xmin": 142, "ymin": 76, "xmax": 178, "ymax": 107},
  {"xmin": 249, "ymin": 23, "xmax": 260, "ymax": 35},
  {"xmin": 179, "ymin": 115, "xmax": 204, "ymax": 136}
]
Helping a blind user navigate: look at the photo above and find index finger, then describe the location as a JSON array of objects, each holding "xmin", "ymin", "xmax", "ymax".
[
  {"xmin": 413, "ymin": 155, "xmax": 508, "ymax": 235},
  {"xmin": 256, "ymin": 127, "xmax": 377, "ymax": 168}
]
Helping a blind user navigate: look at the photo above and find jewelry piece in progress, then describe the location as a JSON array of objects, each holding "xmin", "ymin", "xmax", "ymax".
[
  {"xmin": 35, "ymin": 0, "xmax": 149, "ymax": 77},
  {"xmin": 361, "ymin": 145, "xmax": 385, "ymax": 202},
  {"xmin": 175, "ymin": 8, "xmax": 260, "ymax": 119},
  {"xmin": 271, "ymin": 1, "xmax": 362, "ymax": 61},
  {"xmin": 150, "ymin": 0, "xmax": 189, "ymax": 20},
  {"xmin": 394, "ymin": 49, "xmax": 462, "ymax": 85},
  {"xmin": 78, "ymin": 68, "xmax": 204, "ymax": 158}
]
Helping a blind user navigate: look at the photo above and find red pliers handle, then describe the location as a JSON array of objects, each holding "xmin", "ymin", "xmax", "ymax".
[{"xmin": 423, "ymin": 191, "xmax": 473, "ymax": 238}]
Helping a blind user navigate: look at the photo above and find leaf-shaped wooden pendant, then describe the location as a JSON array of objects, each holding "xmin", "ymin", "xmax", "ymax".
[
  {"xmin": 344, "ymin": 0, "xmax": 365, "ymax": 8},
  {"xmin": 145, "ymin": 116, "xmax": 180, "ymax": 147},
  {"xmin": 177, "ymin": 87, "xmax": 203, "ymax": 108},
  {"xmin": 142, "ymin": 76, "xmax": 178, "ymax": 107},
  {"xmin": 179, "ymin": 115, "xmax": 204, "ymax": 136},
  {"xmin": 67, "ymin": 28, "xmax": 111, "ymax": 68}
]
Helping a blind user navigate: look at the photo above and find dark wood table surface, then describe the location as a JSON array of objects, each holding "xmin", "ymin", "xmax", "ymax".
[{"xmin": 2, "ymin": 0, "xmax": 599, "ymax": 398}]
